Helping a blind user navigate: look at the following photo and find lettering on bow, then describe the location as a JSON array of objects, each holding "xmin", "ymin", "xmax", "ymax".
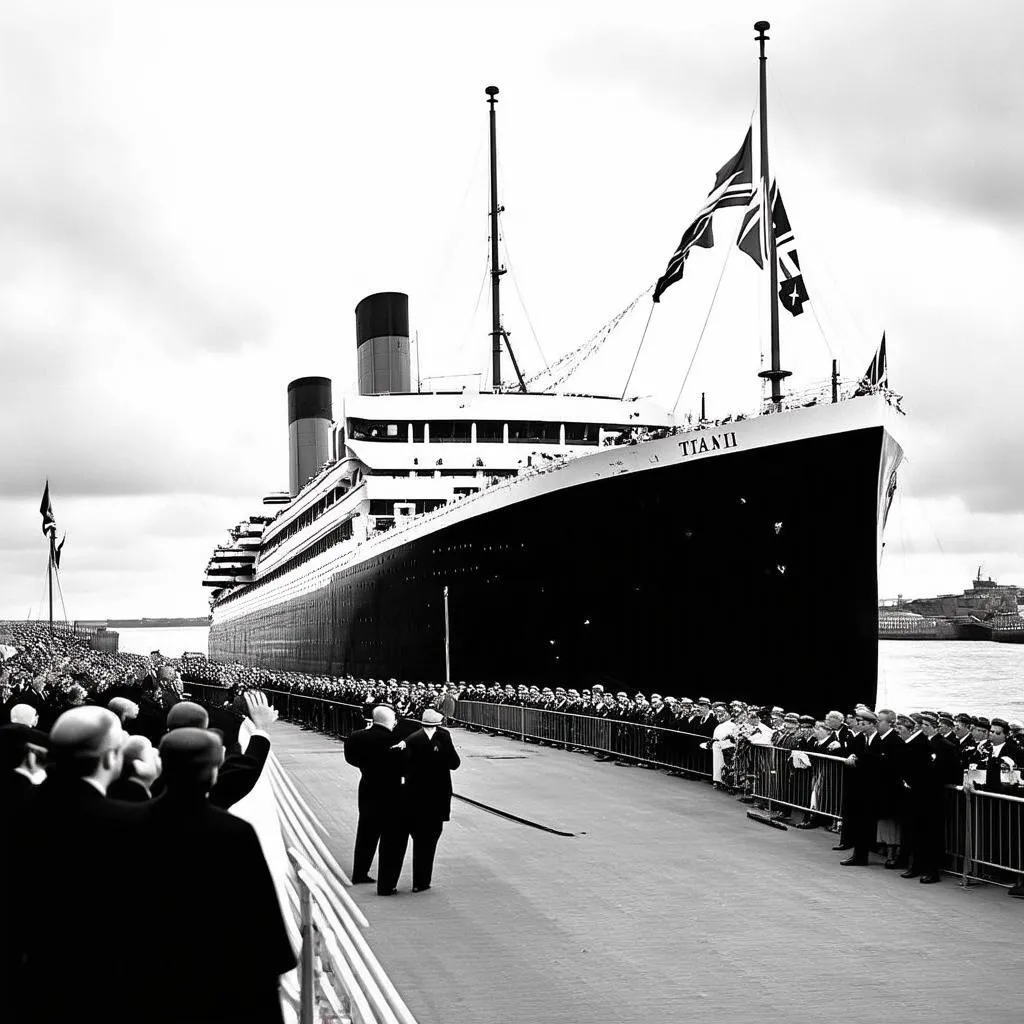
[{"xmin": 677, "ymin": 431, "xmax": 739, "ymax": 458}]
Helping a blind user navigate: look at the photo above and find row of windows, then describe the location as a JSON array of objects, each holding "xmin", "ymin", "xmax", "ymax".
[
  {"xmin": 219, "ymin": 519, "xmax": 355, "ymax": 608},
  {"xmin": 348, "ymin": 419, "xmax": 630, "ymax": 446},
  {"xmin": 264, "ymin": 473, "xmax": 363, "ymax": 556}
]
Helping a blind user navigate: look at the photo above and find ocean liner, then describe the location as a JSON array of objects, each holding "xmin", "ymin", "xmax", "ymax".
[{"xmin": 205, "ymin": 23, "xmax": 904, "ymax": 712}]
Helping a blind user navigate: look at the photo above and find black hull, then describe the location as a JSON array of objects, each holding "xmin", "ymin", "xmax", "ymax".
[{"xmin": 211, "ymin": 426, "xmax": 886, "ymax": 714}]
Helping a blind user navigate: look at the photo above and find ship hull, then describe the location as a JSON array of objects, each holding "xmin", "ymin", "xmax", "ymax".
[{"xmin": 210, "ymin": 413, "xmax": 898, "ymax": 714}]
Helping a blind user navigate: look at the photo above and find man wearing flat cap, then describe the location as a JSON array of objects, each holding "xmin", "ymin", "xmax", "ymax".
[
  {"xmin": 138, "ymin": 728, "xmax": 296, "ymax": 1022},
  {"xmin": 839, "ymin": 709, "xmax": 882, "ymax": 865},
  {"xmin": 390, "ymin": 708, "xmax": 461, "ymax": 893}
]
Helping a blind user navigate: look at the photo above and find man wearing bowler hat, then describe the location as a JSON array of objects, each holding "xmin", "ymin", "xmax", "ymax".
[{"xmin": 392, "ymin": 708, "xmax": 461, "ymax": 893}]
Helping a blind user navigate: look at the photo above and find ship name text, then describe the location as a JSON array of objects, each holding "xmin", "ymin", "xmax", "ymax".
[{"xmin": 678, "ymin": 431, "xmax": 739, "ymax": 458}]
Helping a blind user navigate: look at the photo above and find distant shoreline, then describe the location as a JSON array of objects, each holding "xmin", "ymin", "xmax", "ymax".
[{"xmin": 105, "ymin": 617, "xmax": 211, "ymax": 628}]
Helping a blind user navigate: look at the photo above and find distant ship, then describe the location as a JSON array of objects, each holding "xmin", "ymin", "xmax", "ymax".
[
  {"xmin": 879, "ymin": 569, "xmax": 1024, "ymax": 641},
  {"xmin": 203, "ymin": 24, "xmax": 904, "ymax": 712}
]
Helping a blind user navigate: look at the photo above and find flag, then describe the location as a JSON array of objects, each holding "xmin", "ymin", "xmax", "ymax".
[
  {"xmin": 55, "ymin": 533, "xmax": 66, "ymax": 569},
  {"xmin": 653, "ymin": 127, "xmax": 755, "ymax": 303},
  {"xmin": 40, "ymin": 481, "xmax": 56, "ymax": 538},
  {"xmin": 857, "ymin": 333, "xmax": 888, "ymax": 393},
  {"xmin": 736, "ymin": 176, "xmax": 766, "ymax": 268},
  {"xmin": 771, "ymin": 184, "xmax": 810, "ymax": 316}
]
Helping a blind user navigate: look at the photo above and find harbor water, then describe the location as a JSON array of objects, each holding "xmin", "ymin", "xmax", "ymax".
[{"xmin": 117, "ymin": 627, "xmax": 1024, "ymax": 721}]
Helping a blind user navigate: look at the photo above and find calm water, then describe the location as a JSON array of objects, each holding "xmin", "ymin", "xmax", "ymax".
[
  {"xmin": 115, "ymin": 626, "xmax": 210, "ymax": 659},
  {"xmin": 879, "ymin": 641, "xmax": 1024, "ymax": 721},
  {"xmin": 113, "ymin": 628, "xmax": 1023, "ymax": 720}
]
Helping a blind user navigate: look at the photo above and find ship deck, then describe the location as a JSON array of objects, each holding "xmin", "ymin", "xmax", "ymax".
[{"xmin": 274, "ymin": 723, "xmax": 1021, "ymax": 1024}]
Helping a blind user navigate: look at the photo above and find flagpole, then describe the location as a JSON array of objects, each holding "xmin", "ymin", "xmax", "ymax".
[
  {"xmin": 486, "ymin": 85, "xmax": 503, "ymax": 391},
  {"xmin": 48, "ymin": 532, "xmax": 54, "ymax": 637},
  {"xmin": 443, "ymin": 585, "xmax": 451, "ymax": 683},
  {"xmin": 754, "ymin": 21, "xmax": 790, "ymax": 407}
]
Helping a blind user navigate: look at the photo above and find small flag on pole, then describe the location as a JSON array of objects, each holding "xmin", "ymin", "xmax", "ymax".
[
  {"xmin": 55, "ymin": 533, "xmax": 67, "ymax": 569},
  {"xmin": 856, "ymin": 333, "xmax": 888, "ymax": 393},
  {"xmin": 771, "ymin": 184, "xmax": 810, "ymax": 316},
  {"xmin": 653, "ymin": 127, "xmax": 755, "ymax": 303},
  {"xmin": 40, "ymin": 482, "xmax": 56, "ymax": 538}
]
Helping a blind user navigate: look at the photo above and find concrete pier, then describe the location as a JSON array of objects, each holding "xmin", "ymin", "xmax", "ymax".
[{"xmin": 273, "ymin": 724, "xmax": 1021, "ymax": 1024}]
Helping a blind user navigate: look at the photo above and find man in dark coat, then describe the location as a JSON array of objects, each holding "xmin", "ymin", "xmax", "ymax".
[
  {"xmin": 840, "ymin": 709, "xmax": 882, "ymax": 865},
  {"xmin": 901, "ymin": 711, "xmax": 960, "ymax": 883},
  {"xmin": 10, "ymin": 707, "xmax": 145, "ymax": 1024},
  {"xmin": 155, "ymin": 694, "xmax": 275, "ymax": 809},
  {"xmin": 138, "ymin": 728, "xmax": 296, "ymax": 1023},
  {"xmin": 395, "ymin": 708, "xmax": 461, "ymax": 893},
  {"xmin": 343, "ymin": 704, "xmax": 406, "ymax": 888}
]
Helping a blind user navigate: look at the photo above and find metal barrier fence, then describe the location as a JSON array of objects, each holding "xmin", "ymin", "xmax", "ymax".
[
  {"xmin": 183, "ymin": 686, "xmax": 1024, "ymax": 889},
  {"xmin": 453, "ymin": 700, "xmax": 715, "ymax": 777}
]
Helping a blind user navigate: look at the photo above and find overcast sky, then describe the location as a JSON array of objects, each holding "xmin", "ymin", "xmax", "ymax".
[{"xmin": 2, "ymin": 0, "xmax": 1022, "ymax": 620}]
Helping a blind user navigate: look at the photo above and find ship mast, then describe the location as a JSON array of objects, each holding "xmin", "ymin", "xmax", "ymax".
[
  {"xmin": 754, "ymin": 21, "xmax": 791, "ymax": 407},
  {"xmin": 485, "ymin": 85, "xmax": 526, "ymax": 393}
]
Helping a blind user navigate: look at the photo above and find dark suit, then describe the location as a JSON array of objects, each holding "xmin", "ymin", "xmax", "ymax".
[
  {"xmin": 209, "ymin": 732, "xmax": 271, "ymax": 809},
  {"xmin": 401, "ymin": 727, "xmax": 461, "ymax": 890},
  {"xmin": 906, "ymin": 734, "xmax": 959, "ymax": 876},
  {"xmin": 136, "ymin": 791, "xmax": 296, "ymax": 1023},
  {"xmin": 108, "ymin": 777, "xmax": 152, "ymax": 802},
  {"xmin": 847, "ymin": 731, "xmax": 883, "ymax": 860},
  {"xmin": 344, "ymin": 723, "xmax": 405, "ymax": 886},
  {"xmin": 11, "ymin": 776, "xmax": 146, "ymax": 1023}
]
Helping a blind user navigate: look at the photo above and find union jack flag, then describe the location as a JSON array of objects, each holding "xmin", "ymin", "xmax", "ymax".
[{"xmin": 653, "ymin": 127, "xmax": 755, "ymax": 303}]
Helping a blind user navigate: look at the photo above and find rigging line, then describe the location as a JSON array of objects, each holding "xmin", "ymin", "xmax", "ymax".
[
  {"xmin": 619, "ymin": 301, "xmax": 656, "ymax": 400},
  {"xmin": 54, "ymin": 564, "xmax": 69, "ymax": 626},
  {"xmin": 498, "ymin": 212, "xmax": 548, "ymax": 370},
  {"xmin": 671, "ymin": 239, "xmax": 736, "ymax": 416}
]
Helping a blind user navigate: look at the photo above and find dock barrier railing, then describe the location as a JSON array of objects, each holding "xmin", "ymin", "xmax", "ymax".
[
  {"xmin": 184, "ymin": 685, "xmax": 1024, "ymax": 890},
  {"xmin": 224, "ymin": 711, "xmax": 418, "ymax": 1024}
]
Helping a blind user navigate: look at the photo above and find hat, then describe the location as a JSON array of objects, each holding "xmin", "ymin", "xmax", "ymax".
[
  {"xmin": 990, "ymin": 717, "xmax": 1009, "ymax": 731},
  {"xmin": 420, "ymin": 709, "xmax": 444, "ymax": 726},
  {"xmin": 784, "ymin": 712, "xmax": 800, "ymax": 724},
  {"xmin": 938, "ymin": 712, "xmax": 954, "ymax": 725},
  {"xmin": 166, "ymin": 701, "xmax": 209, "ymax": 730},
  {"xmin": 771, "ymin": 706, "xmax": 784, "ymax": 716},
  {"xmin": 954, "ymin": 713, "xmax": 973, "ymax": 725},
  {"xmin": 857, "ymin": 709, "xmax": 878, "ymax": 723},
  {"xmin": 698, "ymin": 697, "xmax": 711, "ymax": 706},
  {"xmin": 896, "ymin": 714, "xmax": 914, "ymax": 727},
  {"xmin": 159, "ymin": 728, "xmax": 224, "ymax": 777},
  {"xmin": 908, "ymin": 712, "xmax": 924, "ymax": 726},
  {"xmin": 798, "ymin": 715, "xmax": 815, "ymax": 726},
  {"xmin": 616, "ymin": 692, "xmax": 628, "ymax": 700},
  {"xmin": 974, "ymin": 716, "xmax": 991, "ymax": 729},
  {"xmin": 919, "ymin": 711, "xmax": 939, "ymax": 726},
  {"xmin": 651, "ymin": 693, "xmax": 662, "ymax": 701}
]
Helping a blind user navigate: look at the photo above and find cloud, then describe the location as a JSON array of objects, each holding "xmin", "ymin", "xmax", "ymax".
[{"xmin": 551, "ymin": 1, "xmax": 1024, "ymax": 227}]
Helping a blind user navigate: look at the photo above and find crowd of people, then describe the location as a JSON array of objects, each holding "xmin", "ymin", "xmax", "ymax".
[
  {"xmin": 0, "ymin": 624, "xmax": 294, "ymax": 1022},
  {"xmin": 3, "ymin": 621, "xmax": 1022, "ymax": 933}
]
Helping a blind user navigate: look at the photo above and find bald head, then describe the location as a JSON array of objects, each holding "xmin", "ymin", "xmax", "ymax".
[
  {"xmin": 49, "ymin": 707, "xmax": 125, "ymax": 790},
  {"xmin": 9, "ymin": 703, "xmax": 38, "ymax": 728},
  {"xmin": 107, "ymin": 697, "xmax": 139, "ymax": 723},
  {"xmin": 372, "ymin": 706, "xmax": 397, "ymax": 730}
]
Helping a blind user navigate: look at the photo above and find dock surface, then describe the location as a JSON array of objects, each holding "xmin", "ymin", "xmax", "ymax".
[{"xmin": 273, "ymin": 723, "xmax": 1021, "ymax": 1024}]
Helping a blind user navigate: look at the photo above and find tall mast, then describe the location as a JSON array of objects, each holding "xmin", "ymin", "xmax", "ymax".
[
  {"xmin": 486, "ymin": 86, "xmax": 504, "ymax": 390},
  {"xmin": 754, "ymin": 21, "xmax": 790, "ymax": 407}
]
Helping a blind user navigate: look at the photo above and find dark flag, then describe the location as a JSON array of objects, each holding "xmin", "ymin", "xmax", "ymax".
[
  {"xmin": 772, "ymin": 184, "xmax": 810, "ymax": 316},
  {"xmin": 55, "ymin": 534, "xmax": 67, "ymax": 569},
  {"xmin": 40, "ymin": 481, "xmax": 56, "ymax": 538},
  {"xmin": 856, "ymin": 333, "xmax": 888, "ymax": 394},
  {"xmin": 653, "ymin": 127, "xmax": 755, "ymax": 303},
  {"xmin": 736, "ymin": 177, "xmax": 766, "ymax": 268}
]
